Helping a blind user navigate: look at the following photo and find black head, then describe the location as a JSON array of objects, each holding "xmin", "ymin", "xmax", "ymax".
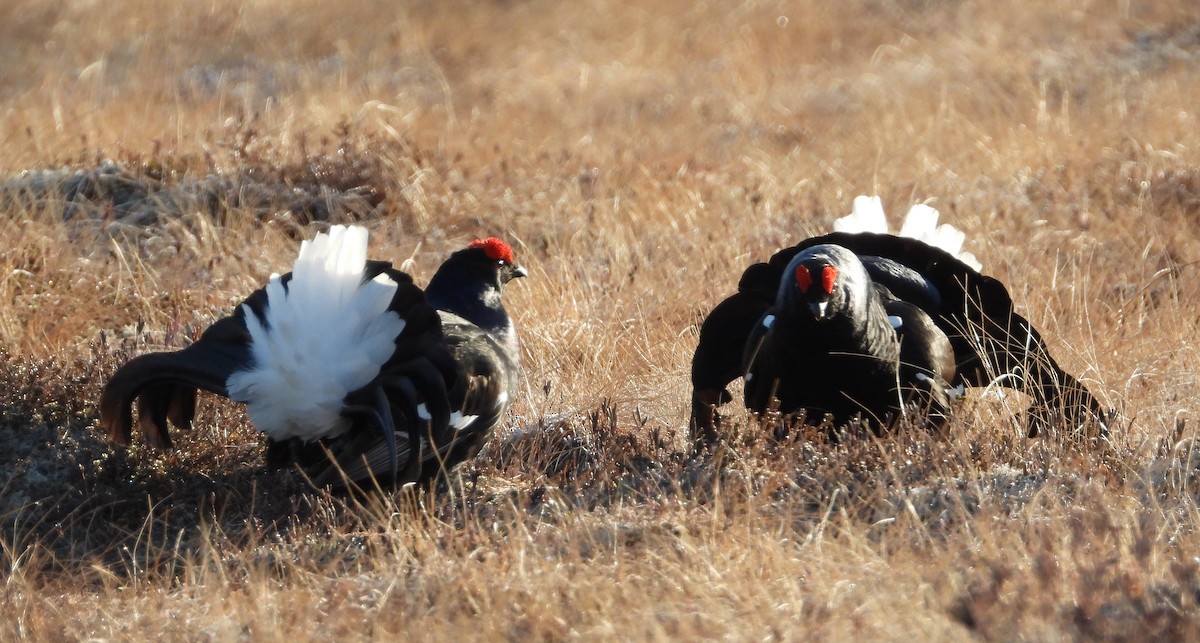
[
  {"xmin": 425, "ymin": 237, "xmax": 527, "ymax": 341},
  {"xmin": 446, "ymin": 237, "xmax": 528, "ymax": 287},
  {"xmin": 778, "ymin": 244, "xmax": 869, "ymax": 321}
]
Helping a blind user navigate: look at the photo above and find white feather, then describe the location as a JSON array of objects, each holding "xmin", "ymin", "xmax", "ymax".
[
  {"xmin": 897, "ymin": 204, "xmax": 940, "ymax": 243},
  {"xmin": 834, "ymin": 196, "xmax": 983, "ymax": 271},
  {"xmin": 226, "ymin": 225, "xmax": 407, "ymax": 442},
  {"xmin": 955, "ymin": 249, "xmax": 981, "ymax": 272},
  {"xmin": 449, "ymin": 411, "xmax": 479, "ymax": 431},
  {"xmin": 833, "ymin": 195, "xmax": 889, "ymax": 234},
  {"xmin": 897, "ymin": 204, "xmax": 983, "ymax": 271}
]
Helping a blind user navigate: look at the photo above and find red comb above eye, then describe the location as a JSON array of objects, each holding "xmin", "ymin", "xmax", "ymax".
[
  {"xmin": 820, "ymin": 265, "xmax": 837, "ymax": 295},
  {"xmin": 469, "ymin": 237, "xmax": 515, "ymax": 263},
  {"xmin": 795, "ymin": 265, "xmax": 813, "ymax": 293}
]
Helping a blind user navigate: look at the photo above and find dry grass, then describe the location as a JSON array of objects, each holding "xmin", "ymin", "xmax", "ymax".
[{"xmin": 1, "ymin": 0, "xmax": 1200, "ymax": 638}]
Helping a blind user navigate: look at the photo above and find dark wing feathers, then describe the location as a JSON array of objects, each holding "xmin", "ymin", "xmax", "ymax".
[
  {"xmin": 688, "ymin": 259, "xmax": 789, "ymax": 440},
  {"xmin": 861, "ymin": 256, "xmax": 942, "ymax": 310},
  {"xmin": 298, "ymin": 312, "xmax": 516, "ymax": 487},
  {"xmin": 886, "ymin": 298, "xmax": 957, "ymax": 426},
  {"xmin": 691, "ymin": 230, "xmax": 1104, "ymax": 437},
  {"xmin": 432, "ymin": 312, "xmax": 518, "ymax": 470},
  {"xmin": 690, "ymin": 290, "xmax": 774, "ymax": 442},
  {"xmin": 97, "ymin": 259, "xmax": 516, "ymax": 489},
  {"xmin": 251, "ymin": 263, "xmax": 468, "ymax": 488}
]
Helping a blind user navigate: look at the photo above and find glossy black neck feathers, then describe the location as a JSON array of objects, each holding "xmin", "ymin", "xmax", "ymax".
[{"xmin": 424, "ymin": 245, "xmax": 523, "ymax": 364}]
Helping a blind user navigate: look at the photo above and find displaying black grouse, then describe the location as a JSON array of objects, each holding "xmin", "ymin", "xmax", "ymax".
[
  {"xmin": 99, "ymin": 227, "xmax": 525, "ymax": 488},
  {"xmin": 691, "ymin": 196, "xmax": 1105, "ymax": 444}
]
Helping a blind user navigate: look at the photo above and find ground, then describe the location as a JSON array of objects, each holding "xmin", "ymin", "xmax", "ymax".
[{"xmin": 1, "ymin": 0, "xmax": 1200, "ymax": 639}]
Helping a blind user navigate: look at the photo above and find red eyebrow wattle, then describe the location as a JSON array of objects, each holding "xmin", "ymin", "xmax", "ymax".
[
  {"xmin": 469, "ymin": 237, "xmax": 516, "ymax": 263},
  {"xmin": 795, "ymin": 265, "xmax": 813, "ymax": 293},
  {"xmin": 820, "ymin": 265, "xmax": 838, "ymax": 295}
]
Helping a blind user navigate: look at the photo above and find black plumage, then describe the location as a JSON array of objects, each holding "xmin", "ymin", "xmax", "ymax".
[
  {"xmin": 692, "ymin": 226, "xmax": 1105, "ymax": 444},
  {"xmin": 100, "ymin": 230, "xmax": 525, "ymax": 489},
  {"xmin": 295, "ymin": 239, "xmax": 527, "ymax": 486},
  {"xmin": 742, "ymin": 244, "xmax": 904, "ymax": 427}
]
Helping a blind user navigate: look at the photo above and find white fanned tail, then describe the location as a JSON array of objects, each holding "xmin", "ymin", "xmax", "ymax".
[
  {"xmin": 833, "ymin": 195, "xmax": 889, "ymax": 234},
  {"xmin": 833, "ymin": 195, "xmax": 982, "ymax": 271},
  {"xmin": 226, "ymin": 225, "xmax": 407, "ymax": 442}
]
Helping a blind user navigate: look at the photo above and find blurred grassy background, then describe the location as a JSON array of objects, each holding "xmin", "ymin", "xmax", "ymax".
[{"xmin": 1, "ymin": 0, "xmax": 1199, "ymax": 638}]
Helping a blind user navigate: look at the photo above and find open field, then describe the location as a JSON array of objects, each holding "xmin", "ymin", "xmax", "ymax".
[{"xmin": 1, "ymin": 0, "xmax": 1200, "ymax": 639}]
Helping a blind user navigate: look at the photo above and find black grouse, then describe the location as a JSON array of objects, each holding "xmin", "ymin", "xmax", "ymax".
[
  {"xmin": 99, "ymin": 227, "xmax": 525, "ymax": 488},
  {"xmin": 691, "ymin": 196, "xmax": 1105, "ymax": 444}
]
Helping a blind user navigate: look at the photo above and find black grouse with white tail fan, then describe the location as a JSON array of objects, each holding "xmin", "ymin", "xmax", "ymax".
[
  {"xmin": 99, "ymin": 227, "xmax": 525, "ymax": 488},
  {"xmin": 691, "ymin": 196, "xmax": 1105, "ymax": 444}
]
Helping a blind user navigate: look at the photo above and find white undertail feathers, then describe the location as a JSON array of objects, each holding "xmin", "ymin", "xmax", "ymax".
[
  {"xmin": 833, "ymin": 195, "xmax": 982, "ymax": 271},
  {"xmin": 226, "ymin": 225, "xmax": 407, "ymax": 442}
]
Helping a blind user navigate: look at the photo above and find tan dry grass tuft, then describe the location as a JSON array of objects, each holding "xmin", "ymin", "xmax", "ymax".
[{"xmin": 1, "ymin": 0, "xmax": 1200, "ymax": 638}]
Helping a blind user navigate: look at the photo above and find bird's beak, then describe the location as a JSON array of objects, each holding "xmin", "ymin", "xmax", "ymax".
[
  {"xmin": 808, "ymin": 300, "xmax": 830, "ymax": 320},
  {"xmin": 500, "ymin": 263, "xmax": 528, "ymax": 285}
]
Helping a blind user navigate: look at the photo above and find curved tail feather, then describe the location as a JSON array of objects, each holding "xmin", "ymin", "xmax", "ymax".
[{"xmin": 99, "ymin": 339, "xmax": 250, "ymax": 448}]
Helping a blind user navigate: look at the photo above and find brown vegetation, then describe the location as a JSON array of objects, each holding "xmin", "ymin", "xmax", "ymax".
[{"xmin": 1, "ymin": 0, "xmax": 1199, "ymax": 638}]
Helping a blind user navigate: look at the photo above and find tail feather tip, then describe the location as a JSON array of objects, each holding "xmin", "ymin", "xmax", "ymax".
[{"xmin": 833, "ymin": 196, "xmax": 983, "ymax": 271}]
